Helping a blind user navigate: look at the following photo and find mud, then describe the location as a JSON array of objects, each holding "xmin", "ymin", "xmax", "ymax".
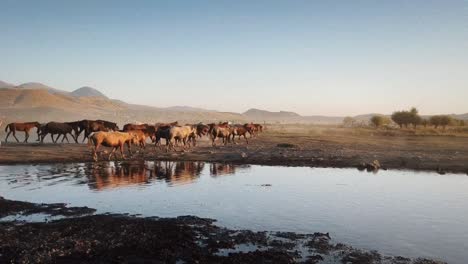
[{"xmin": 0, "ymin": 197, "xmax": 447, "ymax": 264}]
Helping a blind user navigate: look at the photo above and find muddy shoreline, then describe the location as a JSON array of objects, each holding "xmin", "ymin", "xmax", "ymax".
[
  {"xmin": 1, "ymin": 132, "xmax": 468, "ymax": 174},
  {"xmin": 0, "ymin": 197, "xmax": 446, "ymax": 264}
]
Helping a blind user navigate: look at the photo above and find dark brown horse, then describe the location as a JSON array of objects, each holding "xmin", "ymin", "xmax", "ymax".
[
  {"xmin": 66, "ymin": 120, "xmax": 89, "ymax": 142},
  {"xmin": 154, "ymin": 125, "xmax": 172, "ymax": 149},
  {"xmin": 230, "ymin": 124, "xmax": 250, "ymax": 144},
  {"xmin": 96, "ymin": 120, "xmax": 119, "ymax": 131},
  {"xmin": 5, "ymin": 122, "xmax": 41, "ymax": 143},
  {"xmin": 39, "ymin": 122, "xmax": 77, "ymax": 143},
  {"xmin": 81, "ymin": 120, "xmax": 113, "ymax": 143},
  {"xmin": 122, "ymin": 123, "xmax": 149, "ymax": 132}
]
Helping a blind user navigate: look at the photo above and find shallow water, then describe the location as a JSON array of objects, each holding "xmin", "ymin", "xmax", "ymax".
[{"xmin": 0, "ymin": 161, "xmax": 467, "ymax": 263}]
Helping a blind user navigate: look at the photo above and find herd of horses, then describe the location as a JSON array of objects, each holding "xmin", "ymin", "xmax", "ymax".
[{"xmin": 3, "ymin": 120, "xmax": 264, "ymax": 161}]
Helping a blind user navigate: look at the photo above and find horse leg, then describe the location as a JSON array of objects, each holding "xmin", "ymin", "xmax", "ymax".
[
  {"xmin": 109, "ymin": 147, "xmax": 117, "ymax": 161},
  {"xmin": 63, "ymin": 134, "xmax": 70, "ymax": 143},
  {"xmin": 127, "ymin": 141, "xmax": 132, "ymax": 156},
  {"xmin": 93, "ymin": 143, "xmax": 100, "ymax": 161},
  {"xmin": 51, "ymin": 134, "xmax": 56, "ymax": 143},
  {"xmin": 244, "ymin": 134, "xmax": 249, "ymax": 144},
  {"xmin": 12, "ymin": 131, "xmax": 20, "ymax": 143},
  {"xmin": 73, "ymin": 130, "xmax": 79, "ymax": 143},
  {"xmin": 5, "ymin": 131, "xmax": 11, "ymax": 142},
  {"xmin": 82, "ymin": 130, "xmax": 89, "ymax": 143},
  {"xmin": 24, "ymin": 131, "xmax": 29, "ymax": 143},
  {"xmin": 120, "ymin": 144, "xmax": 126, "ymax": 159}
]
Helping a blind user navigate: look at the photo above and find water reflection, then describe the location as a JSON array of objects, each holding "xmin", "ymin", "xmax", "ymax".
[
  {"xmin": 2, "ymin": 161, "xmax": 251, "ymax": 191},
  {"xmin": 210, "ymin": 163, "xmax": 250, "ymax": 177},
  {"xmin": 1, "ymin": 163, "xmax": 467, "ymax": 263}
]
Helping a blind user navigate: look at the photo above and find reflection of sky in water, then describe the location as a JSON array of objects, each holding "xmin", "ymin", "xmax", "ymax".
[{"xmin": 0, "ymin": 162, "xmax": 467, "ymax": 264}]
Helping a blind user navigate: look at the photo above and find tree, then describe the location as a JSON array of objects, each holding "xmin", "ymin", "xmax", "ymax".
[
  {"xmin": 391, "ymin": 107, "xmax": 422, "ymax": 128},
  {"xmin": 391, "ymin": 111, "xmax": 407, "ymax": 128},
  {"xmin": 370, "ymin": 115, "xmax": 390, "ymax": 128},
  {"xmin": 421, "ymin": 119, "xmax": 429, "ymax": 128},
  {"xmin": 343, "ymin": 116, "xmax": 356, "ymax": 127},
  {"xmin": 430, "ymin": 115, "xmax": 452, "ymax": 129},
  {"xmin": 439, "ymin": 115, "xmax": 452, "ymax": 129}
]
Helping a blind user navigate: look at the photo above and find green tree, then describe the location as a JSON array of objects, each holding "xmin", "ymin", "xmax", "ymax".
[
  {"xmin": 430, "ymin": 115, "xmax": 452, "ymax": 129},
  {"xmin": 421, "ymin": 119, "xmax": 429, "ymax": 128},
  {"xmin": 391, "ymin": 107, "xmax": 422, "ymax": 129},
  {"xmin": 370, "ymin": 115, "xmax": 390, "ymax": 128},
  {"xmin": 391, "ymin": 111, "xmax": 407, "ymax": 128},
  {"xmin": 439, "ymin": 115, "xmax": 452, "ymax": 129},
  {"xmin": 343, "ymin": 116, "xmax": 356, "ymax": 127}
]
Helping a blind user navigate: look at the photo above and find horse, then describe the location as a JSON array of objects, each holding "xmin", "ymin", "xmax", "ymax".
[
  {"xmin": 88, "ymin": 131, "xmax": 137, "ymax": 161},
  {"xmin": 209, "ymin": 124, "xmax": 231, "ymax": 146},
  {"xmin": 4, "ymin": 122, "xmax": 41, "ymax": 143},
  {"xmin": 167, "ymin": 125, "xmax": 196, "ymax": 151},
  {"xmin": 39, "ymin": 122, "xmax": 77, "ymax": 143},
  {"xmin": 230, "ymin": 124, "xmax": 250, "ymax": 144}
]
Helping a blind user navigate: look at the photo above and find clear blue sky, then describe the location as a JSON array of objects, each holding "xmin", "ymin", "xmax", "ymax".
[{"xmin": 1, "ymin": 0, "xmax": 467, "ymax": 115}]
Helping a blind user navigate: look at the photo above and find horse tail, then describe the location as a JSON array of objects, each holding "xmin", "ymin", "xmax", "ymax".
[{"xmin": 5, "ymin": 124, "xmax": 10, "ymax": 132}]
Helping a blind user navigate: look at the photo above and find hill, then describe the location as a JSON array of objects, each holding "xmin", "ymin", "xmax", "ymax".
[
  {"xmin": 1, "ymin": 80, "xmax": 467, "ymax": 125},
  {"xmin": 0, "ymin": 81, "xmax": 246, "ymax": 125},
  {"xmin": 0, "ymin": 80, "xmax": 14, "ymax": 88},
  {"xmin": 71, "ymin": 87, "xmax": 108, "ymax": 98}
]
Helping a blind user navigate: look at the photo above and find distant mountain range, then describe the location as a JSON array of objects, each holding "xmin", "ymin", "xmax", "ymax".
[{"xmin": 1, "ymin": 80, "xmax": 467, "ymax": 125}]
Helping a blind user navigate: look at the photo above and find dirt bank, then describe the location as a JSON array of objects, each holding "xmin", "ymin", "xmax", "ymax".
[
  {"xmin": 0, "ymin": 197, "xmax": 445, "ymax": 264},
  {"xmin": 1, "ymin": 127, "xmax": 468, "ymax": 174}
]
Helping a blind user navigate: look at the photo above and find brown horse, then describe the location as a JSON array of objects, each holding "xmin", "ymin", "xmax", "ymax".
[
  {"xmin": 244, "ymin": 123, "xmax": 257, "ymax": 137},
  {"xmin": 209, "ymin": 124, "xmax": 231, "ymax": 146},
  {"xmin": 39, "ymin": 122, "xmax": 77, "ymax": 143},
  {"xmin": 122, "ymin": 123, "xmax": 149, "ymax": 131},
  {"xmin": 88, "ymin": 131, "xmax": 137, "ymax": 161},
  {"xmin": 5, "ymin": 122, "xmax": 41, "ymax": 143},
  {"xmin": 230, "ymin": 124, "xmax": 250, "ymax": 144},
  {"xmin": 81, "ymin": 120, "xmax": 110, "ymax": 143}
]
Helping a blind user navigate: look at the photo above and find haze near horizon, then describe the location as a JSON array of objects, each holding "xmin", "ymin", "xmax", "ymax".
[{"xmin": 1, "ymin": 0, "xmax": 466, "ymax": 116}]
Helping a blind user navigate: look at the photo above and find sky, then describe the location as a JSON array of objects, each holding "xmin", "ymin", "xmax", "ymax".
[{"xmin": 1, "ymin": 0, "xmax": 467, "ymax": 116}]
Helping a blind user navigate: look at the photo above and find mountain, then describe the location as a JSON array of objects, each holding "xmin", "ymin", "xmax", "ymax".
[
  {"xmin": 1, "ymin": 80, "xmax": 467, "ymax": 125},
  {"xmin": 243, "ymin": 108, "xmax": 301, "ymax": 120},
  {"xmin": 0, "ymin": 80, "xmax": 14, "ymax": 88},
  {"xmin": 455, "ymin": 113, "xmax": 468, "ymax": 120},
  {"xmin": 15, "ymin": 82, "xmax": 68, "ymax": 95},
  {"xmin": 0, "ymin": 80, "xmax": 246, "ymax": 125},
  {"xmin": 243, "ymin": 108, "xmax": 344, "ymax": 124},
  {"xmin": 71, "ymin": 86, "xmax": 108, "ymax": 98},
  {"xmin": 163, "ymin": 106, "xmax": 215, "ymax": 112}
]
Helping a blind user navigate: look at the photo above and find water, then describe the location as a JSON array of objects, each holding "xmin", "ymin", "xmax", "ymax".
[{"xmin": 0, "ymin": 161, "xmax": 467, "ymax": 263}]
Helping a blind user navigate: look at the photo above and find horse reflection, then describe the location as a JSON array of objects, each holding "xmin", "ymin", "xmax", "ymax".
[
  {"xmin": 86, "ymin": 161, "xmax": 151, "ymax": 190},
  {"xmin": 84, "ymin": 161, "xmax": 249, "ymax": 190},
  {"xmin": 153, "ymin": 161, "xmax": 204, "ymax": 186},
  {"xmin": 210, "ymin": 163, "xmax": 248, "ymax": 177}
]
